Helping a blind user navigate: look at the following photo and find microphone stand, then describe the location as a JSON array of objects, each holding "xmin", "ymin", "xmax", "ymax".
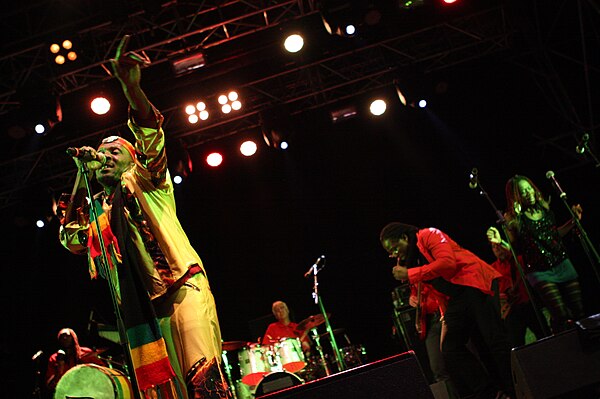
[
  {"xmin": 576, "ymin": 135, "xmax": 600, "ymax": 168},
  {"xmin": 78, "ymin": 162, "xmax": 141, "ymax": 398},
  {"xmin": 309, "ymin": 261, "xmax": 346, "ymax": 374},
  {"xmin": 470, "ymin": 173, "xmax": 551, "ymax": 338},
  {"xmin": 546, "ymin": 172, "xmax": 600, "ymax": 285}
]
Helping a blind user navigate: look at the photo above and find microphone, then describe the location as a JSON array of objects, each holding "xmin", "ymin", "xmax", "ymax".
[
  {"xmin": 31, "ymin": 350, "xmax": 43, "ymax": 361},
  {"xmin": 468, "ymin": 168, "xmax": 478, "ymax": 189},
  {"xmin": 66, "ymin": 147, "xmax": 106, "ymax": 165},
  {"xmin": 546, "ymin": 170, "xmax": 567, "ymax": 199},
  {"xmin": 576, "ymin": 133, "xmax": 589, "ymax": 154},
  {"xmin": 57, "ymin": 349, "xmax": 66, "ymax": 361},
  {"xmin": 304, "ymin": 255, "xmax": 325, "ymax": 278}
]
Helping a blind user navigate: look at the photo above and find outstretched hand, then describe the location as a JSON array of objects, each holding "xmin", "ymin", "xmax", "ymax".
[{"xmin": 110, "ymin": 35, "xmax": 151, "ymax": 88}]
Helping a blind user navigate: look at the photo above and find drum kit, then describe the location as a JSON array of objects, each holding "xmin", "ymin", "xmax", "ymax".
[{"xmin": 222, "ymin": 313, "xmax": 368, "ymax": 399}]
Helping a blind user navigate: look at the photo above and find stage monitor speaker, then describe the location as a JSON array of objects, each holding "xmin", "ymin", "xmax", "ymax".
[
  {"xmin": 511, "ymin": 327, "xmax": 600, "ymax": 398},
  {"xmin": 256, "ymin": 351, "xmax": 433, "ymax": 399}
]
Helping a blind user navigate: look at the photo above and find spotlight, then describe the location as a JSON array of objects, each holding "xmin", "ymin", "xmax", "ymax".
[
  {"xmin": 36, "ymin": 219, "xmax": 45, "ymax": 228},
  {"xmin": 218, "ymin": 91, "xmax": 242, "ymax": 115},
  {"xmin": 34, "ymin": 124, "xmax": 46, "ymax": 135},
  {"xmin": 240, "ymin": 140, "xmax": 258, "ymax": 157},
  {"xmin": 369, "ymin": 99, "xmax": 387, "ymax": 116},
  {"xmin": 206, "ymin": 152, "xmax": 223, "ymax": 167},
  {"xmin": 284, "ymin": 34, "xmax": 304, "ymax": 53},
  {"xmin": 418, "ymin": 99, "xmax": 427, "ymax": 108},
  {"xmin": 260, "ymin": 107, "xmax": 294, "ymax": 149},
  {"xmin": 91, "ymin": 96, "xmax": 111, "ymax": 115}
]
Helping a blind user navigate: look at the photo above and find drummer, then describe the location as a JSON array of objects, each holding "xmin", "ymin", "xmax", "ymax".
[{"xmin": 262, "ymin": 301, "xmax": 311, "ymax": 353}]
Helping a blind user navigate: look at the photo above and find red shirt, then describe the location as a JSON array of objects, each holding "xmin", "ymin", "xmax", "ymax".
[
  {"xmin": 407, "ymin": 228, "xmax": 501, "ymax": 295},
  {"xmin": 262, "ymin": 321, "xmax": 300, "ymax": 345}
]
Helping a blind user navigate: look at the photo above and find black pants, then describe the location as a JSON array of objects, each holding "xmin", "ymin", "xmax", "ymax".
[{"xmin": 441, "ymin": 286, "xmax": 513, "ymax": 398}]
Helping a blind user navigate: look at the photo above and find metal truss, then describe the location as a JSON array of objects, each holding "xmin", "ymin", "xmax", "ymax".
[{"xmin": 0, "ymin": 2, "xmax": 511, "ymax": 210}]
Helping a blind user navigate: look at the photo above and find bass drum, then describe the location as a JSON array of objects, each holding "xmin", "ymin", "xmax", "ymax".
[
  {"xmin": 54, "ymin": 364, "xmax": 133, "ymax": 399},
  {"xmin": 254, "ymin": 371, "xmax": 304, "ymax": 397}
]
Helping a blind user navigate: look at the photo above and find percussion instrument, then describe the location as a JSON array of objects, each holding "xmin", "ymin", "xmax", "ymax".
[
  {"xmin": 54, "ymin": 363, "xmax": 132, "ymax": 399},
  {"xmin": 275, "ymin": 337, "xmax": 306, "ymax": 373},
  {"xmin": 238, "ymin": 343, "xmax": 271, "ymax": 386}
]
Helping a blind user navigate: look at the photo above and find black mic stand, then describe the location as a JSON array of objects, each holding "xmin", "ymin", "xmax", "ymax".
[
  {"xmin": 576, "ymin": 134, "xmax": 600, "ymax": 168},
  {"xmin": 470, "ymin": 172, "xmax": 551, "ymax": 338},
  {"xmin": 78, "ymin": 162, "xmax": 142, "ymax": 398},
  {"xmin": 546, "ymin": 172, "xmax": 600, "ymax": 286},
  {"xmin": 308, "ymin": 260, "xmax": 346, "ymax": 374}
]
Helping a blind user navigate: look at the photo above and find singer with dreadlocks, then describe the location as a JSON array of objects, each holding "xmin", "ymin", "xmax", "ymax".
[
  {"xmin": 500, "ymin": 174, "xmax": 585, "ymax": 334},
  {"xmin": 380, "ymin": 223, "xmax": 513, "ymax": 399},
  {"xmin": 58, "ymin": 35, "xmax": 229, "ymax": 399}
]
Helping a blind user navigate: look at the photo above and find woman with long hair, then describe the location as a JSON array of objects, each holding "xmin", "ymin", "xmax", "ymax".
[{"xmin": 502, "ymin": 174, "xmax": 585, "ymax": 333}]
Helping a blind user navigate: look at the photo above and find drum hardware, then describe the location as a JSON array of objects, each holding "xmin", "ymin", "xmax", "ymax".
[
  {"xmin": 308, "ymin": 328, "xmax": 331, "ymax": 377},
  {"xmin": 318, "ymin": 328, "xmax": 345, "ymax": 339}
]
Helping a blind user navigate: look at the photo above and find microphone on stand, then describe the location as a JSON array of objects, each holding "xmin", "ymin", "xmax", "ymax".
[
  {"xmin": 576, "ymin": 133, "xmax": 589, "ymax": 154},
  {"xmin": 468, "ymin": 168, "xmax": 479, "ymax": 189},
  {"xmin": 66, "ymin": 147, "xmax": 107, "ymax": 165},
  {"xmin": 31, "ymin": 350, "xmax": 43, "ymax": 362},
  {"xmin": 546, "ymin": 170, "xmax": 567, "ymax": 199},
  {"xmin": 304, "ymin": 255, "xmax": 326, "ymax": 278}
]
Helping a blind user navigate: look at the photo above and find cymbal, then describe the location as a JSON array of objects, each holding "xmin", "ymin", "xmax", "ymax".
[
  {"xmin": 296, "ymin": 313, "xmax": 330, "ymax": 331},
  {"xmin": 222, "ymin": 340, "xmax": 248, "ymax": 351},
  {"xmin": 89, "ymin": 347, "xmax": 110, "ymax": 356},
  {"xmin": 319, "ymin": 328, "xmax": 345, "ymax": 338}
]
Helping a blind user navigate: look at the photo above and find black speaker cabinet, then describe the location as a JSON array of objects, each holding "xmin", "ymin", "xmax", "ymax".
[
  {"xmin": 511, "ymin": 327, "xmax": 600, "ymax": 398},
  {"xmin": 255, "ymin": 351, "xmax": 434, "ymax": 399}
]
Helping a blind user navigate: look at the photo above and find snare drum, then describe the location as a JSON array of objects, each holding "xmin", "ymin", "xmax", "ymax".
[
  {"xmin": 275, "ymin": 337, "xmax": 306, "ymax": 373},
  {"xmin": 238, "ymin": 344, "xmax": 271, "ymax": 386},
  {"xmin": 54, "ymin": 363, "xmax": 132, "ymax": 399}
]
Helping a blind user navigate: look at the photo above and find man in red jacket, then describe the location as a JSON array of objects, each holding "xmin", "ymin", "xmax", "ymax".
[{"xmin": 380, "ymin": 223, "xmax": 513, "ymax": 399}]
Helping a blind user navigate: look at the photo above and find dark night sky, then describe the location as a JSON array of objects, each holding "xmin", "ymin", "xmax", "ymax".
[{"xmin": 2, "ymin": 3, "xmax": 600, "ymax": 398}]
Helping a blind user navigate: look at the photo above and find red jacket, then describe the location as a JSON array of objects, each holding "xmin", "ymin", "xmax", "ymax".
[{"xmin": 407, "ymin": 228, "xmax": 501, "ymax": 296}]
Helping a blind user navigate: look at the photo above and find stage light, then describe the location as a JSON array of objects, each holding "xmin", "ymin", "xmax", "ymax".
[
  {"xmin": 50, "ymin": 39, "xmax": 77, "ymax": 65},
  {"xmin": 330, "ymin": 105, "xmax": 358, "ymax": 123},
  {"xmin": 280, "ymin": 141, "xmax": 289, "ymax": 150},
  {"xmin": 260, "ymin": 107, "xmax": 294, "ymax": 150},
  {"xmin": 345, "ymin": 24, "xmax": 356, "ymax": 36},
  {"xmin": 35, "ymin": 124, "xmax": 45, "ymax": 134},
  {"xmin": 36, "ymin": 219, "xmax": 45, "ymax": 228},
  {"xmin": 218, "ymin": 91, "xmax": 242, "ymax": 114},
  {"xmin": 284, "ymin": 34, "xmax": 304, "ymax": 53},
  {"xmin": 171, "ymin": 52, "xmax": 206, "ymax": 76},
  {"xmin": 91, "ymin": 96, "xmax": 111, "ymax": 115},
  {"xmin": 442, "ymin": 0, "xmax": 458, "ymax": 4},
  {"xmin": 240, "ymin": 140, "xmax": 258, "ymax": 157},
  {"xmin": 369, "ymin": 99, "xmax": 387, "ymax": 116},
  {"xmin": 185, "ymin": 101, "xmax": 210, "ymax": 124},
  {"xmin": 418, "ymin": 99, "xmax": 427, "ymax": 108},
  {"xmin": 206, "ymin": 152, "xmax": 223, "ymax": 167},
  {"xmin": 173, "ymin": 175, "xmax": 183, "ymax": 185}
]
